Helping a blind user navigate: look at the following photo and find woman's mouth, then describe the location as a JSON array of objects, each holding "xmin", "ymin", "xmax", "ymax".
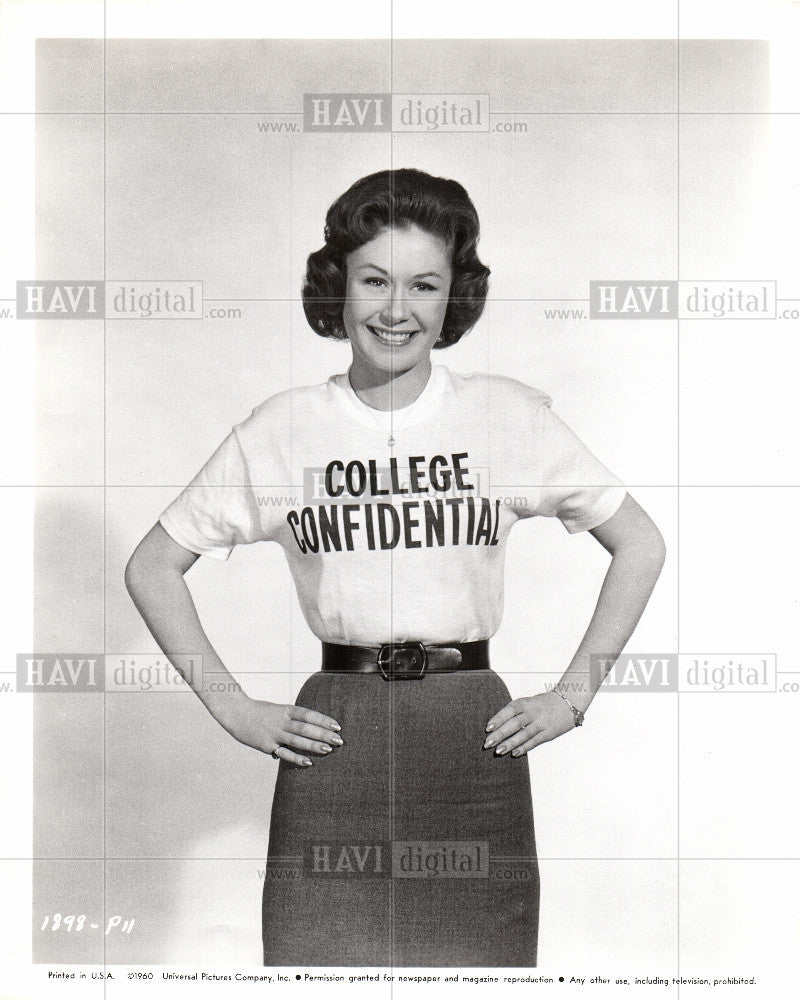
[{"xmin": 367, "ymin": 325, "xmax": 419, "ymax": 346}]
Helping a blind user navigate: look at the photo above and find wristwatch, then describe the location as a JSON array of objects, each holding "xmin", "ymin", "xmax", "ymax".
[{"xmin": 552, "ymin": 688, "xmax": 585, "ymax": 727}]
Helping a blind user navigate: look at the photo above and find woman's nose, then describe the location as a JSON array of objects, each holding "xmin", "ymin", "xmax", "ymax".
[{"xmin": 380, "ymin": 289, "xmax": 411, "ymax": 326}]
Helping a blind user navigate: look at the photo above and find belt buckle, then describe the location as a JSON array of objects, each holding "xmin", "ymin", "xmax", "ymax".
[{"xmin": 377, "ymin": 642, "xmax": 427, "ymax": 681}]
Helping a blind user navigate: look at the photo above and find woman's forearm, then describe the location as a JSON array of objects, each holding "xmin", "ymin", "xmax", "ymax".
[
  {"xmin": 124, "ymin": 552, "xmax": 249, "ymax": 727},
  {"xmin": 555, "ymin": 532, "xmax": 666, "ymax": 716}
]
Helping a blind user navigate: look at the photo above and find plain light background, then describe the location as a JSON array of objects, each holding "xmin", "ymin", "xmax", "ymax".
[{"xmin": 25, "ymin": 32, "xmax": 800, "ymax": 976}]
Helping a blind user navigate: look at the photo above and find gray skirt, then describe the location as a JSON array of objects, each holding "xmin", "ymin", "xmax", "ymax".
[{"xmin": 262, "ymin": 668, "xmax": 539, "ymax": 967}]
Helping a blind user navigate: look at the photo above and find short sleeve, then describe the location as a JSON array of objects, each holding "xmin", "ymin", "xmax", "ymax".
[
  {"xmin": 158, "ymin": 426, "xmax": 265, "ymax": 560},
  {"xmin": 528, "ymin": 402, "xmax": 627, "ymax": 534}
]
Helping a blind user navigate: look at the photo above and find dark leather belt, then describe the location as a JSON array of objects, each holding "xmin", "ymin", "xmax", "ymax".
[{"xmin": 321, "ymin": 640, "xmax": 490, "ymax": 680}]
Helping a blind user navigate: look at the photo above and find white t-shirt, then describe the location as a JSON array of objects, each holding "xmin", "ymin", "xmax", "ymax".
[{"xmin": 158, "ymin": 363, "xmax": 626, "ymax": 645}]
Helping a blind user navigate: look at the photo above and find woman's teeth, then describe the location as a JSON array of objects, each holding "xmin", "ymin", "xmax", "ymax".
[{"xmin": 369, "ymin": 326, "xmax": 416, "ymax": 345}]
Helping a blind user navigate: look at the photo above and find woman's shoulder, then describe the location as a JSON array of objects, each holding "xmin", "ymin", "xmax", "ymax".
[
  {"xmin": 443, "ymin": 366, "xmax": 553, "ymax": 412},
  {"xmin": 234, "ymin": 378, "xmax": 335, "ymax": 436}
]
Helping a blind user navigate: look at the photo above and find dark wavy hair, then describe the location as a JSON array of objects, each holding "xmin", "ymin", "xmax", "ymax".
[{"xmin": 302, "ymin": 168, "xmax": 490, "ymax": 348}]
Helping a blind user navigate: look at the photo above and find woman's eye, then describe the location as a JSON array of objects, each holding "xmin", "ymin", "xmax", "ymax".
[{"xmin": 360, "ymin": 277, "xmax": 438, "ymax": 292}]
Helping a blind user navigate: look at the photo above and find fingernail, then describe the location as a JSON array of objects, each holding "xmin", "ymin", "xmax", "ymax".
[
  {"xmin": 319, "ymin": 746, "xmax": 331, "ymax": 754},
  {"xmin": 331, "ymin": 723, "xmax": 341, "ymax": 731},
  {"xmin": 485, "ymin": 723, "xmax": 495, "ymax": 733},
  {"xmin": 331, "ymin": 737, "xmax": 343, "ymax": 746},
  {"xmin": 511, "ymin": 749, "xmax": 521, "ymax": 757},
  {"xmin": 484, "ymin": 739, "xmax": 496, "ymax": 749},
  {"xmin": 301, "ymin": 758, "xmax": 312, "ymax": 767},
  {"xmin": 495, "ymin": 746, "xmax": 508, "ymax": 756}
]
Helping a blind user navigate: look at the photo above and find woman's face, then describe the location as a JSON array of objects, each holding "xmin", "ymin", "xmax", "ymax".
[{"xmin": 342, "ymin": 223, "xmax": 453, "ymax": 379}]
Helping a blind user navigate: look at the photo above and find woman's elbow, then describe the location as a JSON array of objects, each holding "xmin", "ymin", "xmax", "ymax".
[
  {"xmin": 124, "ymin": 534, "xmax": 165, "ymax": 599},
  {"xmin": 643, "ymin": 523, "xmax": 667, "ymax": 576},
  {"xmin": 614, "ymin": 518, "xmax": 666, "ymax": 577},
  {"xmin": 124, "ymin": 544, "xmax": 150, "ymax": 599}
]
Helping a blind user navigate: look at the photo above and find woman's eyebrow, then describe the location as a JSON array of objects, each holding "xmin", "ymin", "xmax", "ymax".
[{"xmin": 356, "ymin": 263, "xmax": 443, "ymax": 280}]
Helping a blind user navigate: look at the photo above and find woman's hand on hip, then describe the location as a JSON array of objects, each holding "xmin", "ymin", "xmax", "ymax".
[
  {"xmin": 220, "ymin": 696, "xmax": 342, "ymax": 766},
  {"xmin": 484, "ymin": 692, "xmax": 575, "ymax": 756}
]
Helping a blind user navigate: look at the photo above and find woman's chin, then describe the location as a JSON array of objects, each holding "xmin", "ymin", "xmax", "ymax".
[{"xmin": 352, "ymin": 347, "xmax": 427, "ymax": 377}]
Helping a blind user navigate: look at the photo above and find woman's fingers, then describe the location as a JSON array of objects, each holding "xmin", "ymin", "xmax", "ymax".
[
  {"xmin": 283, "ymin": 732, "xmax": 336, "ymax": 755},
  {"xmin": 495, "ymin": 722, "xmax": 545, "ymax": 756},
  {"xmin": 269, "ymin": 706, "xmax": 345, "ymax": 764},
  {"xmin": 483, "ymin": 707, "xmax": 528, "ymax": 749},
  {"xmin": 484, "ymin": 697, "xmax": 554, "ymax": 753},
  {"xmin": 485, "ymin": 700, "xmax": 520, "ymax": 734},
  {"xmin": 287, "ymin": 718, "xmax": 344, "ymax": 746},
  {"xmin": 484, "ymin": 692, "xmax": 577, "ymax": 757},
  {"xmin": 271, "ymin": 745, "xmax": 313, "ymax": 767},
  {"xmin": 291, "ymin": 706, "xmax": 341, "ymax": 734},
  {"xmin": 510, "ymin": 731, "xmax": 552, "ymax": 757}
]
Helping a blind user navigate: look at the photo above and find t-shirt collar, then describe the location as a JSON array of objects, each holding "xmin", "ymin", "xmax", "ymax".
[{"xmin": 332, "ymin": 363, "xmax": 447, "ymax": 431}]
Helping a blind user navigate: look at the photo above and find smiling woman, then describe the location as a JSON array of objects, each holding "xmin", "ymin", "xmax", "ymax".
[
  {"xmin": 342, "ymin": 224, "xmax": 451, "ymax": 368},
  {"xmin": 303, "ymin": 170, "xmax": 490, "ymax": 346},
  {"xmin": 127, "ymin": 168, "xmax": 665, "ymax": 969}
]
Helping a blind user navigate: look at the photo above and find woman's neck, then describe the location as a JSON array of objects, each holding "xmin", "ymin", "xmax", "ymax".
[{"xmin": 347, "ymin": 360, "xmax": 433, "ymax": 411}]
